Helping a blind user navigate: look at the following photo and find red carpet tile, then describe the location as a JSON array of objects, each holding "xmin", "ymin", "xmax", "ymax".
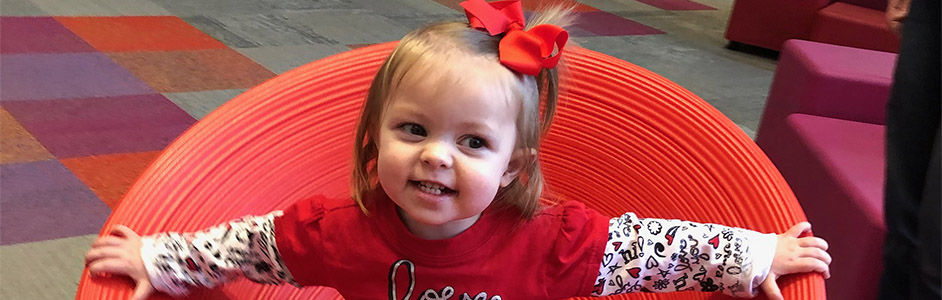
[
  {"xmin": 55, "ymin": 16, "xmax": 226, "ymax": 52},
  {"xmin": 107, "ymin": 48, "xmax": 276, "ymax": 93},
  {"xmin": 61, "ymin": 151, "xmax": 162, "ymax": 209}
]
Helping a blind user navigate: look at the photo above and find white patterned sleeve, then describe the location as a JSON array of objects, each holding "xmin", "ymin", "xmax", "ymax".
[
  {"xmin": 139, "ymin": 212, "xmax": 298, "ymax": 297},
  {"xmin": 590, "ymin": 212, "xmax": 777, "ymax": 298}
]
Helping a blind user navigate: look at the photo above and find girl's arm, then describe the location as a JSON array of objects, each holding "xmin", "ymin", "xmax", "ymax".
[
  {"xmin": 85, "ymin": 212, "xmax": 297, "ymax": 298},
  {"xmin": 590, "ymin": 213, "xmax": 829, "ymax": 298}
]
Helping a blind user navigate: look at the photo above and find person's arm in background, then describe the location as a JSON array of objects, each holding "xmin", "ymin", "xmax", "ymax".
[{"xmin": 886, "ymin": 0, "xmax": 911, "ymax": 35}]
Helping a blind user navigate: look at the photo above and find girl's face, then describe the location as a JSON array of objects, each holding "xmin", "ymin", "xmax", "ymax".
[{"xmin": 376, "ymin": 66, "xmax": 521, "ymax": 240}]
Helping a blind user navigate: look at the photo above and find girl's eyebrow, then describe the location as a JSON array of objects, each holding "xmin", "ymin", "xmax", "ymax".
[
  {"xmin": 458, "ymin": 122, "xmax": 502, "ymax": 145},
  {"xmin": 458, "ymin": 121, "xmax": 497, "ymax": 135},
  {"xmin": 387, "ymin": 104, "xmax": 428, "ymax": 122}
]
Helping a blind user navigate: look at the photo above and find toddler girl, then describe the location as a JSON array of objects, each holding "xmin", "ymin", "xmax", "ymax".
[{"xmin": 84, "ymin": 1, "xmax": 831, "ymax": 299}]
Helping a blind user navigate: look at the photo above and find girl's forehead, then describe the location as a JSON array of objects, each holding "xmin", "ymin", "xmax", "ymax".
[
  {"xmin": 384, "ymin": 58, "xmax": 520, "ymax": 123},
  {"xmin": 395, "ymin": 54, "xmax": 518, "ymax": 101}
]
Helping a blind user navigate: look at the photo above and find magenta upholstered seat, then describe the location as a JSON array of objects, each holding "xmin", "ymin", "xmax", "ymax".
[
  {"xmin": 756, "ymin": 39, "xmax": 896, "ymax": 300},
  {"xmin": 784, "ymin": 114, "xmax": 886, "ymax": 221}
]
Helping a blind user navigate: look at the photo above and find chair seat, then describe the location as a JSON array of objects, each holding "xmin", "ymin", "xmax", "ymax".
[
  {"xmin": 786, "ymin": 113, "xmax": 886, "ymax": 224},
  {"xmin": 810, "ymin": 2, "xmax": 900, "ymax": 53},
  {"xmin": 76, "ymin": 43, "xmax": 826, "ymax": 300},
  {"xmin": 756, "ymin": 38, "xmax": 893, "ymax": 300},
  {"xmin": 777, "ymin": 113, "xmax": 886, "ymax": 300}
]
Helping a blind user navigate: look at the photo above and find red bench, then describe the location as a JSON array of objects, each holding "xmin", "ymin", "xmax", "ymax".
[{"xmin": 726, "ymin": 0, "xmax": 899, "ymax": 53}]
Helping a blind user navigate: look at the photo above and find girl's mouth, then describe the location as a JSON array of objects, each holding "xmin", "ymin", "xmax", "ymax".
[{"xmin": 410, "ymin": 180, "xmax": 457, "ymax": 195}]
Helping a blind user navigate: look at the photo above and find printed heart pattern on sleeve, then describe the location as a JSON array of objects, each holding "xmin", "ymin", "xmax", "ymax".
[{"xmin": 591, "ymin": 212, "xmax": 767, "ymax": 298}]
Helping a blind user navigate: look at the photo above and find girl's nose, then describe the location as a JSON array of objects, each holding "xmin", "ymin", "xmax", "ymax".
[{"xmin": 421, "ymin": 142, "xmax": 453, "ymax": 169}]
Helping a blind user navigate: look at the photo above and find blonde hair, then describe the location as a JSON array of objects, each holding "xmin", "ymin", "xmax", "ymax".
[{"xmin": 351, "ymin": 5, "xmax": 576, "ymax": 219}]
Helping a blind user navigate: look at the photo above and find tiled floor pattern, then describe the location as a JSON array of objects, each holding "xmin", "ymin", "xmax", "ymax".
[{"xmin": 0, "ymin": 0, "xmax": 776, "ymax": 299}]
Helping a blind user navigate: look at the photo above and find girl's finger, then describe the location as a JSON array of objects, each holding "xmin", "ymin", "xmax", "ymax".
[
  {"xmin": 92, "ymin": 236, "xmax": 125, "ymax": 248},
  {"xmin": 760, "ymin": 275, "xmax": 784, "ymax": 300},
  {"xmin": 111, "ymin": 225, "xmax": 139, "ymax": 238},
  {"xmin": 800, "ymin": 247, "xmax": 832, "ymax": 265},
  {"xmin": 85, "ymin": 247, "xmax": 124, "ymax": 264},
  {"xmin": 797, "ymin": 236, "xmax": 829, "ymax": 251},
  {"xmin": 792, "ymin": 257, "xmax": 830, "ymax": 278},
  {"xmin": 87, "ymin": 258, "xmax": 131, "ymax": 276},
  {"xmin": 130, "ymin": 281, "xmax": 155, "ymax": 300},
  {"xmin": 786, "ymin": 222, "xmax": 812, "ymax": 237}
]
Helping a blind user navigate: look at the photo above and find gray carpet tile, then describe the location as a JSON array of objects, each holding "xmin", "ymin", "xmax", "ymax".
[
  {"xmin": 574, "ymin": 34, "xmax": 773, "ymax": 131},
  {"xmin": 183, "ymin": 15, "xmax": 265, "ymax": 48},
  {"xmin": 689, "ymin": 88, "xmax": 771, "ymax": 132},
  {"xmin": 164, "ymin": 89, "xmax": 247, "ymax": 120},
  {"xmin": 623, "ymin": 11, "xmax": 778, "ymax": 70},
  {"xmin": 282, "ymin": 9, "xmax": 413, "ymax": 45},
  {"xmin": 576, "ymin": 0, "xmax": 666, "ymax": 13},
  {"xmin": 737, "ymin": 124, "xmax": 757, "ymax": 139},
  {"xmin": 184, "ymin": 14, "xmax": 338, "ymax": 48},
  {"xmin": 150, "ymin": 0, "xmax": 276, "ymax": 16},
  {"xmin": 27, "ymin": 0, "xmax": 170, "ymax": 16},
  {"xmin": 345, "ymin": 0, "xmax": 457, "ymax": 16},
  {"xmin": 151, "ymin": 0, "xmax": 347, "ymax": 16},
  {"xmin": 236, "ymin": 44, "xmax": 351, "ymax": 74},
  {"xmin": 261, "ymin": 0, "xmax": 348, "ymax": 11},
  {"xmin": 0, "ymin": 0, "xmax": 46, "ymax": 16},
  {"xmin": 384, "ymin": 12, "xmax": 466, "ymax": 32},
  {"xmin": 0, "ymin": 235, "xmax": 97, "ymax": 300}
]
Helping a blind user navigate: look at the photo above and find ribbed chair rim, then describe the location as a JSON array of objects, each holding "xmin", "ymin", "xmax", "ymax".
[{"xmin": 76, "ymin": 42, "xmax": 823, "ymax": 300}]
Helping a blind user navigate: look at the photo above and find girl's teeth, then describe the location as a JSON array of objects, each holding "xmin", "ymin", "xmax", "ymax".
[{"xmin": 418, "ymin": 182, "xmax": 445, "ymax": 194}]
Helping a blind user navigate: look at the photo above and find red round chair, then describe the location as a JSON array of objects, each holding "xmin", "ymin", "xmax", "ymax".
[{"xmin": 76, "ymin": 42, "xmax": 824, "ymax": 300}]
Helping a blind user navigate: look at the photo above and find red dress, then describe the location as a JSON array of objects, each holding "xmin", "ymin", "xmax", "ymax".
[
  {"xmin": 139, "ymin": 191, "xmax": 775, "ymax": 299},
  {"xmin": 275, "ymin": 192, "xmax": 609, "ymax": 300}
]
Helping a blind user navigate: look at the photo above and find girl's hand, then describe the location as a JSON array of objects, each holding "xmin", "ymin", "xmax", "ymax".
[
  {"xmin": 759, "ymin": 222, "xmax": 832, "ymax": 300},
  {"xmin": 84, "ymin": 225, "xmax": 156, "ymax": 300}
]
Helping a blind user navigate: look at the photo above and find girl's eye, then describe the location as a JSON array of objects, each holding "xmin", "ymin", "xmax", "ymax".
[
  {"xmin": 401, "ymin": 123, "xmax": 426, "ymax": 136},
  {"xmin": 463, "ymin": 136, "xmax": 488, "ymax": 149}
]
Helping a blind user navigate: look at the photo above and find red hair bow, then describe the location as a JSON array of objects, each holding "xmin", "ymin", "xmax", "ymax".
[{"xmin": 460, "ymin": 0, "xmax": 569, "ymax": 76}]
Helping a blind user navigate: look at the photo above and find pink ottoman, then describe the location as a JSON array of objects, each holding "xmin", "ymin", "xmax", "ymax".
[{"xmin": 756, "ymin": 40, "xmax": 897, "ymax": 300}]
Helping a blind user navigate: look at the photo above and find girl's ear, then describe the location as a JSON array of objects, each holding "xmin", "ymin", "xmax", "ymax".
[{"xmin": 501, "ymin": 148, "xmax": 536, "ymax": 187}]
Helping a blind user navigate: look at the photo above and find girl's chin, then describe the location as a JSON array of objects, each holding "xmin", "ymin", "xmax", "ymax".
[
  {"xmin": 399, "ymin": 208, "xmax": 452, "ymax": 226},
  {"xmin": 402, "ymin": 217, "xmax": 478, "ymax": 240}
]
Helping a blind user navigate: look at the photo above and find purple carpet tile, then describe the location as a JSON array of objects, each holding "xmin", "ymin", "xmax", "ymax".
[
  {"xmin": 574, "ymin": 11, "xmax": 664, "ymax": 36},
  {"xmin": 0, "ymin": 17, "xmax": 96, "ymax": 54},
  {"xmin": 1, "ymin": 94, "xmax": 196, "ymax": 158},
  {"xmin": 0, "ymin": 53, "xmax": 155, "ymax": 101},
  {"xmin": 636, "ymin": 0, "xmax": 715, "ymax": 11},
  {"xmin": 0, "ymin": 160, "xmax": 110, "ymax": 245}
]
